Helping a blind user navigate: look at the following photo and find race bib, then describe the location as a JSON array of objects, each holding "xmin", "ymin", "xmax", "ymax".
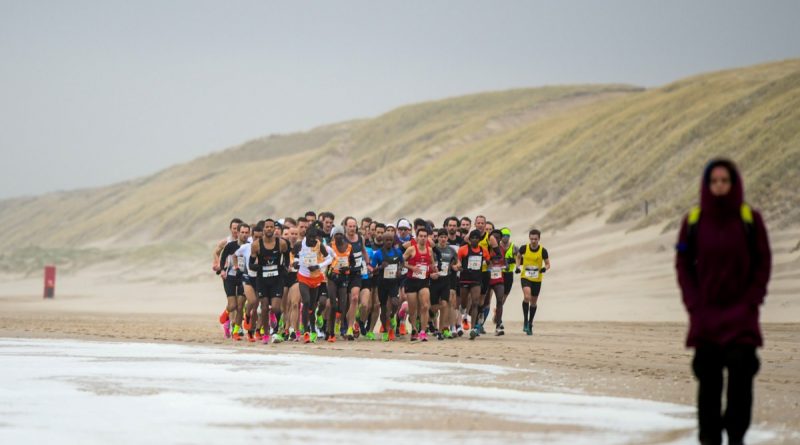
[
  {"xmin": 237, "ymin": 256, "xmax": 245, "ymax": 270},
  {"xmin": 248, "ymin": 269, "xmax": 258, "ymax": 278},
  {"xmin": 302, "ymin": 252, "xmax": 318, "ymax": 267},
  {"xmin": 439, "ymin": 263, "xmax": 450, "ymax": 276},
  {"xmin": 384, "ymin": 264, "xmax": 398, "ymax": 279},
  {"xmin": 412, "ymin": 264, "xmax": 428, "ymax": 280},
  {"xmin": 336, "ymin": 256, "xmax": 349, "ymax": 269},
  {"xmin": 353, "ymin": 253, "xmax": 363, "ymax": 268},
  {"xmin": 490, "ymin": 267, "xmax": 502, "ymax": 280},
  {"xmin": 228, "ymin": 269, "xmax": 238, "ymax": 277},
  {"xmin": 262, "ymin": 265, "xmax": 279, "ymax": 277},
  {"xmin": 467, "ymin": 256, "xmax": 482, "ymax": 271},
  {"xmin": 361, "ymin": 263, "xmax": 368, "ymax": 276},
  {"xmin": 525, "ymin": 267, "xmax": 539, "ymax": 279},
  {"xmin": 401, "ymin": 266, "xmax": 408, "ymax": 275}
]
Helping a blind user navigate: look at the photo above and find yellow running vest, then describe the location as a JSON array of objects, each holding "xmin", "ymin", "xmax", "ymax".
[{"xmin": 520, "ymin": 244, "xmax": 545, "ymax": 283}]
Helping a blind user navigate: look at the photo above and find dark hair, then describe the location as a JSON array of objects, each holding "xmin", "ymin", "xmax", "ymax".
[
  {"xmin": 413, "ymin": 218, "xmax": 426, "ymax": 229},
  {"xmin": 416, "ymin": 227, "xmax": 429, "ymax": 236},
  {"xmin": 238, "ymin": 223, "xmax": 251, "ymax": 231},
  {"xmin": 475, "ymin": 215, "xmax": 487, "ymax": 223},
  {"xmin": 460, "ymin": 216, "xmax": 472, "ymax": 224},
  {"xmin": 297, "ymin": 217, "xmax": 309, "ymax": 225},
  {"xmin": 283, "ymin": 217, "xmax": 297, "ymax": 227},
  {"xmin": 485, "ymin": 221, "xmax": 495, "ymax": 230},
  {"xmin": 254, "ymin": 220, "xmax": 265, "ymax": 232},
  {"xmin": 343, "ymin": 216, "xmax": 357, "ymax": 226},
  {"xmin": 375, "ymin": 222, "xmax": 386, "ymax": 230},
  {"xmin": 469, "ymin": 229, "xmax": 482, "ymax": 240},
  {"xmin": 230, "ymin": 218, "xmax": 243, "ymax": 228},
  {"xmin": 263, "ymin": 218, "xmax": 275, "ymax": 226},
  {"xmin": 437, "ymin": 228, "xmax": 448, "ymax": 237},
  {"xmin": 305, "ymin": 211, "xmax": 317, "ymax": 219},
  {"xmin": 490, "ymin": 229, "xmax": 503, "ymax": 241},
  {"xmin": 361, "ymin": 217, "xmax": 373, "ymax": 225},
  {"xmin": 443, "ymin": 216, "xmax": 459, "ymax": 227},
  {"xmin": 703, "ymin": 158, "xmax": 738, "ymax": 187},
  {"xmin": 529, "ymin": 229, "xmax": 541, "ymax": 237},
  {"xmin": 306, "ymin": 224, "xmax": 319, "ymax": 239},
  {"xmin": 459, "ymin": 227, "xmax": 469, "ymax": 236},
  {"xmin": 319, "ymin": 211, "xmax": 335, "ymax": 221}
]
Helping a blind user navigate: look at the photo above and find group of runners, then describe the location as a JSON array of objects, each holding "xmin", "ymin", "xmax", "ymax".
[{"xmin": 212, "ymin": 212, "xmax": 550, "ymax": 344}]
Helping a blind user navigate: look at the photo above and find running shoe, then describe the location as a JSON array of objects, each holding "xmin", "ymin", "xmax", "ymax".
[
  {"xmin": 469, "ymin": 329, "xmax": 478, "ymax": 340},
  {"xmin": 303, "ymin": 332, "xmax": 310, "ymax": 344},
  {"xmin": 391, "ymin": 316, "xmax": 398, "ymax": 330},
  {"xmin": 479, "ymin": 324, "xmax": 487, "ymax": 335},
  {"xmin": 523, "ymin": 322, "xmax": 528, "ymax": 333},
  {"xmin": 365, "ymin": 331, "xmax": 376, "ymax": 341},
  {"xmin": 277, "ymin": 315, "xmax": 285, "ymax": 332},
  {"xmin": 223, "ymin": 321, "xmax": 231, "ymax": 339},
  {"xmin": 399, "ymin": 323, "xmax": 407, "ymax": 336},
  {"xmin": 462, "ymin": 318, "xmax": 470, "ymax": 331},
  {"xmin": 418, "ymin": 331, "xmax": 428, "ymax": 342},
  {"xmin": 269, "ymin": 313, "xmax": 278, "ymax": 331},
  {"xmin": 456, "ymin": 326, "xmax": 464, "ymax": 337},
  {"xmin": 316, "ymin": 315, "xmax": 325, "ymax": 329},
  {"xmin": 219, "ymin": 310, "xmax": 229, "ymax": 324},
  {"xmin": 243, "ymin": 315, "xmax": 251, "ymax": 331},
  {"xmin": 528, "ymin": 323, "xmax": 534, "ymax": 335},
  {"xmin": 388, "ymin": 329, "xmax": 396, "ymax": 341},
  {"xmin": 436, "ymin": 332, "xmax": 444, "ymax": 341},
  {"xmin": 255, "ymin": 330, "xmax": 262, "ymax": 342},
  {"xmin": 410, "ymin": 331, "xmax": 418, "ymax": 342},
  {"xmin": 327, "ymin": 335, "xmax": 336, "ymax": 343},
  {"xmin": 382, "ymin": 332, "xmax": 389, "ymax": 342},
  {"xmin": 495, "ymin": 328, "xmax": 505, "ymax": 336},
  {"xmin": 310, "ymin": 332, "xmax": 318, "ymax": 343},
  {"xmin": 272, "ymin": 333, "xmax": 284, "ymax": 343},
  {"xmin": 262, "ymin": 333, "xmax": 270, "ymax": 345},
  {"xmin": 289, "ymin": 330, "xmax": 297, "ymax": 342},
  {"xmin": 334, "ymin": 314, "xmax": 341, "ymax": 335},
  {"xmin": 346, "ymin": 327, "xmax": 355, "ymax": 341},
  {"xmin": 232, "ymin": 331, "xmax": 242, "ymax": 341},
  {"xmin": 442, "ymin": 329, "xmax": 452, "ymax": 339},
  {"xmin": 353, "ymin": 322, "xmax": 361, "ymax": 339},
  {"xmin": 246, "ymin": 330, "xmax": 255, "ymax": 342}
]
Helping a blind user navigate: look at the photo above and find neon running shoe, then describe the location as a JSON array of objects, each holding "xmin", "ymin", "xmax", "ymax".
[
  {"xmin": 223, "ymin": 321, "xmax": 231, "ymax": 339},
  {"xmin": 462, "ymin": 318, "xmax": 470, "ymax": 331},
  {"xmin": 269, "ymin": 313, "xmax": 278, "ymax": 331},
  {"xmin": 262, "ymin": 333, "xmax": 270, "ymax": 345},
  {"xmin": 365, "ymin": 331, "xmax": 376, "ymax": 341},
  {"xmin": 232, "ymin": 331, "xmax": 242, "ymax": 341},
  {"xmin": 272, "ymin": 333, "xmax": 284, "ymax": 343},
  {"xmin": 303, "ymin": 332, "xmax": 310, "ymax": 344},
  {"xmin": 327, "ymin": 335, "xmax": 336, "ymax": 343},
  {"xmin": 353, "ymin": 322, "xmax": 361, "ymax": 338},
  {"xmin": 334, "ymin": 314, "xmax": 341, "ymax": 335},
  {"xmin": 243, "ymin": 315, "xmax": 251, "ymax": 331},
  {"xmin": 391, "ymin": 316, "xmax": 397, "ymax": 329},
  {"xmin": 382, "ymin": 332, "xmax": 389, "ymax": 342},
  {"xmin": 418, "ymin": 331, "xmax": 428, "ymax": 342},
  {"xmin": 346, "ymin": 327, "xmax": 354, "ymax": 341},
  {"xmin": 316, "ymin": 315, "xmax": 325, "ymax": 329},
  {"xmin": 254, "ymin": 330, "xmax": 262, "ymax": 342},
  {"xmin": 219, "ymin": 310, "xmax": 229, "ymax": 324},
  {"xmin": 310, "ymin": 332, "xmax": 318, "ymax": 343},
  {"xmin": 388, "ymin": 328, "xmax": 396, "ymax": 341},
  {"xmin": 399, "ymin": 323, "xmax": 407, "ymax": 336},
  {"xmin": 442, "ymin": 329, "xmax": 452, "ymax": 339}
]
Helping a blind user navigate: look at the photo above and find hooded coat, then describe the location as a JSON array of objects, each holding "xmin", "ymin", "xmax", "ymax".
[{"xmin": 675, "ymin": 160, "xmax": 771, "ymax": 347}]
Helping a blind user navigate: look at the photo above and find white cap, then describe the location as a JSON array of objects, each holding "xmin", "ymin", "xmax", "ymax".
[{"xmin": 397, "ymin": 219, "xmax": 412, "ymax": 229}]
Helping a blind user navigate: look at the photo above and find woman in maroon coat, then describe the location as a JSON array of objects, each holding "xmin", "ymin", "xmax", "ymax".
[{"xmin": 676, "ymin": 159, "xmax": 771, "ymax": 445}]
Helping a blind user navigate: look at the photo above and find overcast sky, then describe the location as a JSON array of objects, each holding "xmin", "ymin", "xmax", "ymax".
[{"xmin": 1, "ymin": 0, "xmax": 798, "ymax": 199}]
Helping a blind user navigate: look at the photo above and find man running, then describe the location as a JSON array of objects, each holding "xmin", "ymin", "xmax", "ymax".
[
  {"xmin": 234, "ymin": 223, "xmax": 264, "ymax": 342},
  {"xmin": 432, "ymin": 229, "xmax": 459, "ymax": 340},
  {"xmin": 319, "ymin": 211, "xmax": 335, "ymax": 245},
  {"xmin": 250, "ymin": 219, "xmax": 290, "ymax": 342},
  {"xmin": 458, "ymin": 230, "xmax": 490, "ymax": 339},
  {"xmin": 516, "ymin": 229, "xmax": 550, "ymax": 335},
  {"xmin": 213, "ymin": 218, "xmax": 242, "ymax": 329},
  {"xmin": 326, "ymin": 226, "xmax": 355, "ymax": 341},
  {"xmin": 218, "ymin": 222, "xmax": 249, "ymax": 340},
  {"xmin": 342, "ymin": 217, "xmax": 368, "ymax": 340},
  {"xmin": 371, "ymin": 233, "xmax": 403, "ymax": 342},
  {"xmin": 403, "ymin": 227, "xmax": 436, "ymax": 342},
  {"xmin": 498, "ymin": 227, "xmax": 517, "ymax": 336},
  {"xmin": 294, "ymin": 224, "xmax": 333, "ymax": 343}
]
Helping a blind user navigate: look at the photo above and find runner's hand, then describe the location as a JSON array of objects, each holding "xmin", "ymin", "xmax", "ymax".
[
  {"xmin": 221, "ymin": 271, "xmax": 227, "ymax": 280},
  {"xmin": 541, "ymin": 267, "xmax": 547, "ymax": 273},
  {"xmin": 515, "ymin": 267, "xmax": 521, "ymax": 274}
]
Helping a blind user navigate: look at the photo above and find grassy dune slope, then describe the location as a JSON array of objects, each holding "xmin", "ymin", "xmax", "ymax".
[{"xmin": 1, "ymin": 60, "xmax": 798, "ymax": 262}]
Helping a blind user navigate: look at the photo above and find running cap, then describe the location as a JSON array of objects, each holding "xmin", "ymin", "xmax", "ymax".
[
  {"xmin": 468, "ymin": 229, "xmax": 482, "ymax": 240},
  {"xmin": 331, "ymin": 226, "xmax": 345, "ymax": 238},
  {"xmin": 501, "ymin": 227, "xmax": 511, "ymax": 237},
  {"xmin": 397, "ymin": 219, "xmax": 412, "ymax": 230}
]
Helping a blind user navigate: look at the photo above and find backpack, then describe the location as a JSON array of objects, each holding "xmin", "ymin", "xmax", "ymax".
[{"xmin": 686, "ymin": 203, "xmax": 758, "ymax": 273}]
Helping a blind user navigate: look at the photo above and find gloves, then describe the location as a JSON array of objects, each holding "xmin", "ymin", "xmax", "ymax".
[
  {"xmin": 515, "ymin": 267, "xmax": 521, "ymax": 274},
  {"xmin": 541, "ymin": 267, "xmax": 547, "ymax": 274}
]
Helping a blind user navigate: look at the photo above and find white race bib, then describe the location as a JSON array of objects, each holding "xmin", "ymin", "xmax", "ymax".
[
  {"xmin": 353, "ymin": 252, "xmax": 363, "ymax": 268},
  {"xmin": 237, "ymin": 256, "xmax": 245, "ymax": 270},
  {"xmin": 490, "ymin": 267, "xmax": 502, "ymax": 280},
  {"xmin": 302, "ymin": 252, "xmax": 318, "ymax": 267},
  {"xmin": 336, "ymin": 256, "xmax": 348, "ymax": 269},
  {"xmin": 384, "ymin": 264, "xmax": 398, "ymax": 279},
  {"xmin": 467, "ymin": 256, "xmax": 482, "ymax": 271},
  {"xmin": 228, "ymin": 269, "xmax": 238, "ymax": 277},
  {"xmin": 525, "ymin": 267, "xmax": 539, "ymax": 279},
  {"xmin": 439, "ymin": 263, "xmax": 450, "ymax": 276},
  {"xmin": 412, "ymin": 264, "xmax": 428, "ymax": 280},
  {"xmin": 248, "ymin": 269, "xmax": 258, "ymax": 278},
  {"xmin": 262, "ymin": 265, "xmax": 279, "ymax": 277}
]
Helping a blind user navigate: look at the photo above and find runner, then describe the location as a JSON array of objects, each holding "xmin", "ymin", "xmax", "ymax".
[
  {"xmin": 498, "ymin": 227, "xmax": 517, "ymax": 336},
  {"xmin": 431, "ymin": 229, "xmax": 459, "ymax": 340},
  {"xmin": 459, "ymin": 216, "xmax": 472, "ymax": 235},
  {"xmin": 458, "ymin": 230, "xmax": 490, "ymax": 339},
  {"xmin": 403, "ymin": 227, "xmax": 436, "ymax": 342},
  {"xmin": 360, "ymin": 217, "xmax": 373, "ymax": 241},
  {"xmin": 297, "ymin": 217, "xmax": 309, "ymax": 239},
  {"xmin": 304, "ymin": 211, "xmax": 316, "ymax": 223},
  {"xmin": 371, "ymin": 233, "xmax": 403, "ymax": 342},
  {"xmin": 326, "ymin": 226, "xmax": 355, "ymax": 341},
  {"xmin": 213, "ymin": 218, "xmax": 242, "ymax": 329},
  {"xmin": 250, "ymin": 219, "xmax": 290, "ymax": 343},
  {"xmin": 234, "ymin": 223, "xmax": 264, "ymax": 342},
  {"xmin": 319, "ymin": 211, "xmax": 335, "ymax": 245},
  {"xmin": 281, "ymin": 223, "xmax": 300, "ymax": 340},
  {"xmin": 515, "ymin": 229, "xmax": 550, "ymax": 335},
  {"xmin": 373, "ymin": 223, "xmax": 386, "ymax": 248},
  {"xmin": 484, "ymin": 229, "xmax": 508, "ymax": 336},
  {"xmin": 218, "ymin": 222, "xmax": 249, "ymax": 340},
  {"xmin": 294, "ymin": 224, "xmax": 333, "ymax": 343},
  {"xmin": 343, "ymin": 216, "xmax": 369, "ymax": 340}
]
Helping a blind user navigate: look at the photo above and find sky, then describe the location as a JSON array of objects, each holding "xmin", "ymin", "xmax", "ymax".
[{"xmin": 1, "ymin": 0, "xmax": 798, "ymax": 199}]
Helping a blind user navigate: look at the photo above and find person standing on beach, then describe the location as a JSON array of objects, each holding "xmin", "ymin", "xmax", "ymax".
[{"xmin": 675, "ymin": 159, "xmax": 771, "ymax": 445}]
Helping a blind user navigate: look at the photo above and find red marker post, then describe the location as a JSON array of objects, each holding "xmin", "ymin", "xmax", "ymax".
[{"xmin": 44, "ymin": 265, "xmax": 56, "ymax": 299}]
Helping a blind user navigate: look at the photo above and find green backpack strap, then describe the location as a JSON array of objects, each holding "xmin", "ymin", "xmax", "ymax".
[
  {"xmin": 740, "ymin": 203, "xmax": 753, "ymax": 224},
  {"xmin": 688, "ymin": 206, "xmax": 702, "ymax": 225}
]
